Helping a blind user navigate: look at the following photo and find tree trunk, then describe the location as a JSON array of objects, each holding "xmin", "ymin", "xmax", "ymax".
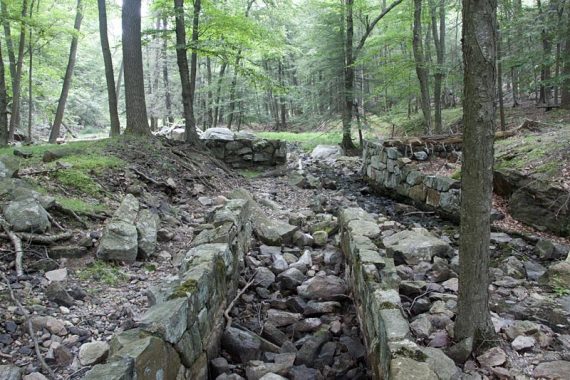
[
  {"xmin": 430, "ymin": 0, "xmax": 445, "ymax": 134},
  {"xmin": 0, "ymin": 39, "xmax": 8, "ymax": 146},
  {"xmin": 413, "ymin": 0, "xmax": 432, "ymax": 134},
  {"xmin": 206, "ymin": 57, "xmax": 213, "ymax": 129},
  {"xmin": 162, "ymin": 17, "xmax": 173, "ymax": 124},
  {"xmin": 278, "ymin": 60, "xmax": 287, "ymax": 129},
  {"xmin": 115, "ymin": 59, "xmax": 123, "ymax": 101},
  {"xmin": 8, "ymin": 0, "xmax": 28, "ymax": 141},
  {"xmin": 173, "ymin": 0, "xmax": 201, "ymax": 144},
  {"xmin": 27, "ymin": 0, "xmax": 35, "ymax": 142},
  {"xmin": 341, "ymin": 0, "xmax": 357, "ymax": 151},
  {"xmin": 48, "ymin": 0, "xmax": 83, "ymax": 143},
  {"xmin": 537, "ymin": 0, "xmax": 551, "ymax": 105},
  {"xmin": 213, "ymin": 62, "xmax": 227, "ymax": 127},
  {"xmin": 98, "ymin": 0, "xmax": 120, "ymax": 137},
  {"xmin": 187, "ymin": 0, "xmax": 200, "ymax": 142},
  {"xmin": 1, "ymin": 1, "xmax": 17, "ymax": 89},
  {"xmin": 497, "ymin": 24, "xmax": 506, "ymax": 130},
  {"xmin": 122, "ymin": 0, "xmax": 150, "ymax": 135},
  {"xmin": 511, "ymin": 0, "xmax": 522, "ymax": 107},
  {"xmin": 455, "ymin": 0, "xmax": 497, "ymax": 348},
  {"xmin": 562, "ymin": 6, "xmax": 570, "ymax": 109}
]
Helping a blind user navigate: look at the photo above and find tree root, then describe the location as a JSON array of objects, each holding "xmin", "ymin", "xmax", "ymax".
[
  {"xmin": 0, "ymin": 231, "xmax": 74, "ymax": 245},
  {"xmin": 0, "ymin": 217, "xmax": 24, "ymax": 277},
  {"xmin": 224, "ymin": 270, "xmax": 258, "ymax": 330}
]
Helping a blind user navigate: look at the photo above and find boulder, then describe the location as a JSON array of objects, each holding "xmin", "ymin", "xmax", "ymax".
[
  {"xmin": 46, "ymin": 281, "xmax": 75, "ymax": 307},
  {"xmin": 312, "ymin": 231, "xmax": 328, "ymax": 246},
  {"xmin": 79, "ymin": 341, "xmax": 110, "ymax": 366},
  {"xmin": 138, "ymin": 298, "xmax": 188, "ymax": 343},
  {"xmin": 0, "ymin": 156, "xmax": 19, "ymax": 178},
  {"xmin": 532, "ymin": 360, "xmax": 570, "ymax": 379},
  {"xmin": 254, "ymin": 267, "xmax": 276, "ymax": 288},
  {"xmin": 297, "ymin": 275, "xmax": 347, "ymax": 300},
  {"xmin": 222, "ymin": 327, "xmax": 262, "ymax": 363},
  {"xmin": 277, "ymin": 268, "xmax": 305, "ymax": 290},
  {"xmin": 390, "ymin": 357, "xmax": 438, "ymax": 380},
  {"xmin": 421, "ymin": 347, "xmax": 460, "ymax": 380},
  {"xmin": 202, "ymin": 127, "xmax": 234, "ymax": 141},
  {"xmin": 310, "ymin": 145, "xmax": 342, "ymax": 161},
  {"xmin": 96, "ymin": 220, "xmax": 138, "ymax": 262},
  {"xmin": 4, "ymin": 199, "xmax": 50, "ymax": 233},
  {"xmin": 83, "ymin": 358, "xmax": 134, "ymax": 380},
  {"xmin": 535, "ymin": 239, "xmax": 569, "ymax": 261},
  {"xmin": 476, "ymin": 347, "xmax": 506, "ymax": 368},
  {"xmin": 0, "ymin": 365, "xmax": 22, "ymax": 380},
  {"xmin": 136, "ymin": 209, "xmax": 159, "ymax": 259},
  {"xmin": 383, "ymin": 228, "xmax": 453, "ymax": 265},
  {"xmin": 540, "ymin": 261, "xmax": 570, "ymax": 287}
]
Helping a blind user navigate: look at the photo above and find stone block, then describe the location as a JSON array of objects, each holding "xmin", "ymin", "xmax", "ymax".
[
  {"xmin": 379, "ymin": 309, "xmax": 410, "ymax": 341},
  {"xmin": 83, "ymin": 357, "xmax": 134, "ymax": 380},
  {"xmin": 406, "ymin": 170, "xmax": 424, "ymax": 186},
  {"xmin": 409, "ymin": 184, "xmax": 427, "ymax": 203},
  {"xmin": 426, "ymin": 188, "xmax": 441, "ymax": 207},
  {"xmin": 139, "ymin": 298, "xmax": 188, "ymax": 343}
]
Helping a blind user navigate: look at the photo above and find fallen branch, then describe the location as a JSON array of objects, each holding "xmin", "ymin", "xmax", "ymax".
[
  {"xmin": 0, "ymin": 231, "xmax": 73, "ymax": 245},
  {"xmin": 1, "ymin": 273, "xmax": 57, "ymax": 380},
  {"xmin": 131, "ymin": 167, "xmax": 176, "ymax": 192},
  {"xmin": 53, "ymin": 203, "xmax": 89, "ymax": 227},
  {"xmin": 224, "ymin": 271, "xmax": 257, "ymax": 330},
  {"xmin": 0, "ymin": 217, "xmax": 24, "ymax": 277}
]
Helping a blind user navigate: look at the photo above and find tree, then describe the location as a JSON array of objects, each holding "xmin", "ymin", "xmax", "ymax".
[
  {"xmin": 8, "ymin": 0, "xmax": 28, "ymax": 141},
  {"xmin": 561, "ymin": 6, "xmax": 570, "ymax": 109},
  {"xmin": 49, "ymin": 0, "xmax": 83, "ymax": 143},
  {"xmin": 0, "ymin": 39, "xmax": 8, "ymax": 146},
  {"xmin": 455, "ymin": 0, "xmax": 497, "ymax": 349},
  {"xmin": 122, "ymin": 0, "xmax": 151, "ymax": 135},
  {"xmin": 430, "ymin": 0, "xmax": 445, "ymax": 134},
  {"xmin": 98, "ymin": 0, "xmax": 121, "ymax": 137},
  {"xmin": 412, "ymin": 0, "xmax": 432, "ymax": 134},
  {"xmin": 173, "ymin": 0, "xmax": 201, "ymax": 145}
]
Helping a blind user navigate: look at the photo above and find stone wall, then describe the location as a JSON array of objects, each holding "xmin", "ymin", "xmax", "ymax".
[
  {"xmin": 84, "ymin": 198, "xmax": 253, "ymax": 379},
  {"xmin": 339, "ymin": 207, "xmax": 440, "ymax": 380},
  {"xmin": 200, "ymin": 128, "xmax": 287, "ymax": 169},
  {"xmin": 362, "ymin": 141, "xmax": 461, "ymax": 218}
]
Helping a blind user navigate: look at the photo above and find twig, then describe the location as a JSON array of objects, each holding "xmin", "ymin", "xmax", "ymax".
[
  {"xmin": 53, "ymin": 203, "xmax": 89, "ymax": 227},
  {"xmin": 1, "ymin": 273, "xmax": 57, "ymax": 380},
  {"xmin": 224, "ymin": 270, "xmax": 258, "ymax": 329},
  {"xmin": 0, "ymin": 216, "xmax": 24, "ymax": 277},
  {"xmin": 47, "ymin": 214, "xmax": 64, "ymax": 231},
  {"xmin": 131, "ymin": 167, "xmax": 176, "ymax": 192}
]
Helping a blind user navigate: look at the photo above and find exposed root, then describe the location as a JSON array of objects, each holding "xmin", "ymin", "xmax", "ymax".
[{"xmin": 0, "ymin": 216, "xmax": 24, "ymax": 277}]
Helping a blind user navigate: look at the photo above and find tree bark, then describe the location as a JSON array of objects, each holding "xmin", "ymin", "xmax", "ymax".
[
  {"xmin": 0, "ymin": 39, "xmax": 8, "ymax": 146},
  {"xmin": 430, "ymin": 0, "xmax": 445, "ymax": 134},
  {"xmin": 161, "ymin": 17, "xmax": 173, "ymax": 124},
  {"xmin": 98, "ymin": 0, "xmax": 120, "ymax": 137},
  {"xmin": 173, "ymin": 0, "xmax": 201, "ymax": 144},
  {"xmin": 341, "ymin": 0, "xmax": 356, "ymax": 151},
  {"xmin": 206, "ymin": 57, "xmax": 213, "ymax": 128},
  {"xmin": 1, "ymin": 1, "xmax": 17, "ymax": 93},
  {"xmin": 26, "ymin": 0, "xmax": 35, "ymax": 142},
  {"xmin": 122, "ymin": 0, "xmax": 150, "ymax": 135},
  {"xmin": 8, "ymin": 0, "xmax": 28, "ymax": 141},
  {"xmin": 455, "ymin": 0, "xmax": 497, "ymax": 348},
  {"xmin": 537, "ymin": 0, "xmax": 551, "ymax": 105},
  {"xmin": 213, "ymin": 62, "xmax": 227, "ymax": 127},
  {"xmin": 497, "ymin": 24, "xmax": 505, "ymax": 130},
  {"xmin": 48, "ymin": 0, "xmax": 83, "ymax": 143},
  {"xmin": 562, "ymin": 6, "xmax": 570, "ymax": 108},
  {"xmin": 413, "ymin": 0, "xmax": 432, "ymax": 134},
  {"xmin": 188, "ymin": 0, "xmax": 200, "ymax": 141}
]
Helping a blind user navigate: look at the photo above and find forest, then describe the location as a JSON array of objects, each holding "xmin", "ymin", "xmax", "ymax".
[
  {"xmin": 0, "ymin": 0, "xmax": 568, "ymax": 147},
  {"xmin": 0, "ymin": 0, "xmax": 570, "ymax": 380}
]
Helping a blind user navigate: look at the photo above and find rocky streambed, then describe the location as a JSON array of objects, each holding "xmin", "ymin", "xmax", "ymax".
[{"xmin": 216, "ymin": 240, "xmax": 369, "ymax": 380}]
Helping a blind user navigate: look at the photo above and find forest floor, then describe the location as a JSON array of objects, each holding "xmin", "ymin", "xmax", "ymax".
[{"xmin": 0, "ymin": 108, "xmax": 569, "ymax": 378}]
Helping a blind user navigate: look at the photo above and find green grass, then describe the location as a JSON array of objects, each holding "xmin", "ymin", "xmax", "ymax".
[
  {"xmin": 239, "ymin": 169, "xmax": 262, "ymax": 178},
  {"xmin": 76, "ymin": 260, "xmax": 129, "ymax": 286},
  {"xmin": 256, "ymin": 131, "xmax": 343, "ymax": 151}
]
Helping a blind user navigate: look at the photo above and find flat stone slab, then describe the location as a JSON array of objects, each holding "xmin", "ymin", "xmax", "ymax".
[{"xmin": 383, "ymin": 228, "xmax": 453, "ymax": 265}]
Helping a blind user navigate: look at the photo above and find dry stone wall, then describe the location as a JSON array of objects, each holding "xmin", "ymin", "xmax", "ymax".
[
  {"xmin": 339, "ymin": 207, "xmax": 441, "ymax": 380},
  {"xmin": 83, "ymin": 198, "xmax": 253, "ymax": 379},
  {"xmin": 362, "ymin": 141, "xmax": 461, "ymax": 219}
]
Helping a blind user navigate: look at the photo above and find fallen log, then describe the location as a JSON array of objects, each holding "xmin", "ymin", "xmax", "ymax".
[{"xmin": 382, "ymin": 129, "xmax": 517, "ymax": 148}]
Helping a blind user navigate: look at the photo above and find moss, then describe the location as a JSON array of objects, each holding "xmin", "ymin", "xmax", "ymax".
[
  {"xmin": 393, "ymin": 347, "xmax": 428, "ymax": 362},
  {"xmin": 170, "ymin": 278, "xmax": 199, "ymax": 299},
  {"xmin": 451, "ymin": 169, "xmax": 461, "ymax": 180},
  {"xmin": 55, "ymin": 196, "xmax": 107, "ymax": 214},
  {"xmin": 239, "ymin": 169, "xmax": 261, "ymax": 178},
  {"xmin": 54, "ymin": 169, "xmax": 102, "ymax": 195},
  {"xmin": 77, "ymin": 260, "xmax": 128, "ymax": 286}
]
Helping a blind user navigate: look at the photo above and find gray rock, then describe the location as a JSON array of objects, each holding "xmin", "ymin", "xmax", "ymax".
[
  {"xmin": 277, "ymin": 268, "xmax": 305, "ymax": 290},
  {"xmin": 524, "ymin": 260, "xmax": 547, "ymax": 281},
  {"xmin": 303, "ymin": 301, "xmax": 340, "ymax": 316},
  {"xmin": 295, "ymin": 331, "xmax": 331, "ymax": 366},
  {"xmin": 390, "ymin": 357, "xmax": 438, "ymax": 379},
  {"xmin": 381, "ymin": 309, "xmax": 410, "ymax": 341},
  {"xmin": 45, "ymin": 268, "xmax": 67, "ymax": 282},
  {"xmin": 312, "ymin": 231, "xmax": 327, "ymax": 246},
  {"xmin": 0, "ymin": 365, "xmax": 22, "ymax": 380},
  {"xmin": 445, "ymin": 337, "xmax": 473, "ymax": 364},
  {"xmin": 79, "ymin": 341, "xmax": 110, "ymax": 365},
  {"xmin": 222, "ymin": 327, "xmax": 262, "ymax": 363},
  {"xmin": 46, "ymin": 281, "xmax": 74, "ymax": 307},
  {"xmin": 383, "ymin": 228, "xmax": 453, "ymax": 265},
  {"xmin": 4, "ymin": 199, "xmax": 50, "ymax": 233},
  {"xmin": 255, "ymin": 267, "xmax": 276, "ymax": 288},
  {"xmin": 136, "ymin": 209, "xmax": 159, "ymax": 259},
  {"xmin": 490, "ymin": 232, "xmax": 513, "ymax": 244},
  {"xmin": 536, "ymin": 239, "xmax": 569, "ymax": 261},
  {"xmin": 410, "ymin": 314, "xmax": 433, "ymax": 339},
  {"xmin": 83, "ymin": 357, "xmax": 134, "ymax": 380},
  {"xmin": 97, "ymin": 220, "xmax": 138, "ymax": 262},
  {"xmin": 504, "ymin": 320, "xmax": 540, "ymax": 340},
  {"xmin": 267, "ymin": 309, "xmax": 302, "ymax": 327},
  {"xmin": 501, "ymin": 256, "xmax": 525, "ymax": 279},
  {"xmin": 138, "ymin": 298, "xmax": 188, "ymax": 343},
  {"xmin": 202, "ymin": 127, "xmax": 235, "ymax": 141},
  {"xmin": 293, "ymin": 318, "xmax": 322, "ymax": 332},
  {"xmin": 421, "ymin": 347, "xmax": 460, "ymax": 380},
  {"xmin": 246, "ymin": 355, "xmax": 294, "ymax": 380},
  {"xmin": 211, "ymin": 357, "xmax": 229, "ymax": 378},
  {"xmin": 532, "ymin": 360, "xmax": 570, "ymax": 379},
  {"xmin": 310, "ymin": 145, "xmax": 343, "ymax": 161},
  {"xmin": 540, "ymin": 261, "xmax": 570, "ymax": 287},
  {"xmin": 297, "ymin": 275, "xmax": 347, "ymax": 300},
  {"xmin": 23, "ymin": 373, "xmax": 49, "ymax": 380},
  {"xmin": 30, "ymin": 316, "xmax": 67, "ymax": 335},
  {"xmin": 114, "ymin": 194, "xmax": 140, "ymax": 223},
  {"xmin": 476, "ymin": 347, "xmax": 506, "ymax": 368},
  {"xmin": 511, "ymin": 335, "xmax": 535, "ymax": 351},
  {"xmin": 272, "ymin": 254, "xmax": 289, "ymax": 273},
  {"xmin": 259, "ymin": 374, "xmax": 287, "ymax": 380},
  {"xmin": 289, "ymin": 365, "xmax": 320, "ymax": 380},
  {"xmin": 413, "ymin": 151, "xmax": 429, "ymax": 161}
]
